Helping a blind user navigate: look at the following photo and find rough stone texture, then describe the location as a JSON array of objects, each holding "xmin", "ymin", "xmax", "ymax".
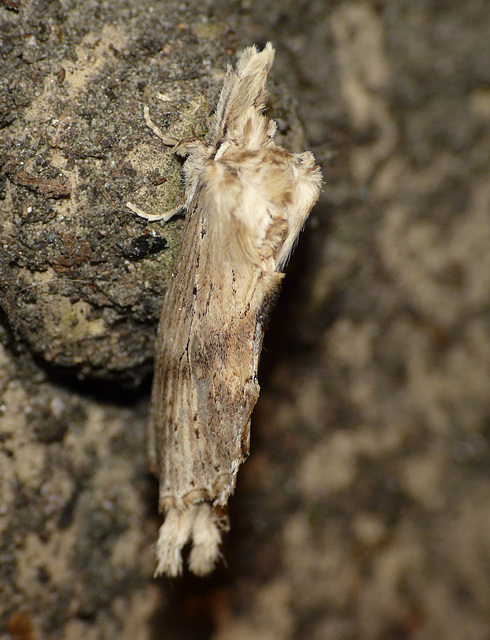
[
  {"xmin": 0, "ymin": 326, "xmax": 160, "ymax": 640},
  {"xmin": 1, "ymin": 0, "xmax": 490, "ymax": 639},
  {"xmin": 0, "ymin": 0, "xmax": 303, "ymax": 384}
]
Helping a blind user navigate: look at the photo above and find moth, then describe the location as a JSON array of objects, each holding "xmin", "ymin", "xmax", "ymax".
[{"xmin": 134, "ymin": 43, "xmax": 321, "ymax": 576}]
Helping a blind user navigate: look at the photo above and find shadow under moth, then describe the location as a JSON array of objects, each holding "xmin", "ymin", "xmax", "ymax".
[{"xmin": 134, "ymin": 43, "xmax": 321, "ymax": 576}]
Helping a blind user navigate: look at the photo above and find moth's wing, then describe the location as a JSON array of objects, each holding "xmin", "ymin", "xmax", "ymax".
[
  {"xmin": 148, "ymin": 187, "xmax": 274, "ymax": 510},
  {"xmin": 147, "ymin": 214, "xmax": 197, "ymax": 487},
  {"xmin": 149, "ymin": 152, "xmax": 321, "ymax": 512}
]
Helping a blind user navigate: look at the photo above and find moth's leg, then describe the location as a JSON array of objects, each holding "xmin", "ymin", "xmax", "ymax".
[
  {"xmin": 144, "ymin": 105, "xmax": 179, "ymax": 147},
  {"xmin": 125, "ymin": 105, "xmax": 184, "ymax": 223},
  {"xmin": 126, "ymin": 200, "xmax": 184, "ymax": 222}
]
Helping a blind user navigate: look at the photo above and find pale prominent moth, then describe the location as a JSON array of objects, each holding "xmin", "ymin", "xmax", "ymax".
[{"xmin": 135, "ymin": 43, "xmax": 321, "ymax": 576}]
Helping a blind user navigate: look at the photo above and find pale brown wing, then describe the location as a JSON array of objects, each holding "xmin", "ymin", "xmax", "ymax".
[{"xmin": 149, "ymin": 179, "xmax": 283, "ymax": 510}]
